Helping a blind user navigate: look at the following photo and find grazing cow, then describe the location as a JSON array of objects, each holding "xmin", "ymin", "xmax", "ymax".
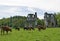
[
  {"xmin": 24, "ymin": 26, "xmax": 35, "ymax": 30},
  {"xmin": 15, "ymin": 27, "xmax": 20, "ymax": 31},
  {"xmin": 37, "ymin": 25, "xmax": 46, "ymax": 31},
  {"xmin": 24, "ymin": 26, "xmax": 29, "ymax": 30},
  {"xmin": 28, "ymin": 27, "xmax": 35, "ymax": 30},
  {"xmin": 1, "ymin": 26, "xmax": 12, "ymax": 35},
  {"xmin": 24, "ymin": 25, "xmax": 35, "ymax": 30}
]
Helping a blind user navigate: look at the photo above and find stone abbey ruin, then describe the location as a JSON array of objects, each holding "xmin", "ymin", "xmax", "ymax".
[
  {"xmin": 44, "ymin": 12, "xmax": 57, "ymax": 27},
  {"xmin": 24, "ymin": 12, "xmax": 57, "ymax": 28},
  {"xmin": 24, "ymin": 12, "xmax": 37, "ymax": 28}
]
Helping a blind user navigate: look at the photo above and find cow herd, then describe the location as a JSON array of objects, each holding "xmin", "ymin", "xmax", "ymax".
[
  {"xmin": 24, "ymin": 25, "xmax": 46, "ymax": 31},
  {"xmin": 0, "ymin": 25, "xmax": 46, "ymax": 35}
]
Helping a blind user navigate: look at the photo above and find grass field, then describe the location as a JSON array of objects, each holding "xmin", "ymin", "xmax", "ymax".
[{"xmin": 0, "ymin": 28, "xmax": 60, "ymax": 41}]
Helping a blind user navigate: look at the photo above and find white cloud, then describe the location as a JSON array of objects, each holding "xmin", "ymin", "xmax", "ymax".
[
  {"xmin": 4, "ymin": 7, "xmax": 17, "ymax": 13},
  {"xmin": 0, "ymin": 0, "xmax": 60, "ymax": 12},
  {"xmin": 0, "ymin": 6, "xmax": 45, "ymax": 19}
]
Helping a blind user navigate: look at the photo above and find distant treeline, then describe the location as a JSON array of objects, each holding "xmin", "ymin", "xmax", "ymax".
[{"xmin": 0, "ymin": 16, "xmax": 44, "ymax": 28}]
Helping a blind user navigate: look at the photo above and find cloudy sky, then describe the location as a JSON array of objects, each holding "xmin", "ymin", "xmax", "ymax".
[{"xmin": 0, "ymin": 0, "xmax": 60, "ymax": 19}]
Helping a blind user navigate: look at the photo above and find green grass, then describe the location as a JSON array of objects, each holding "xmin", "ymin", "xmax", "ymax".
[{"xmin": 0, "ymin": 28, "xmax": 60, "ymax": 41}]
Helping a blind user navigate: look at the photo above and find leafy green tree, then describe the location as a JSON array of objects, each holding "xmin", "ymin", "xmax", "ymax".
[
  {"xmin": 56, "ymin": 12, "xmax": 60, "ymax": 27},
  {"xmin": 37, "ymin": 18, "xmax": 44, "ymax": 26}
]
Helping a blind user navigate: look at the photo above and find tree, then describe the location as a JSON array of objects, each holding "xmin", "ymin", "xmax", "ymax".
[
  {"xmin": 56, "ymin": 12, "xmax": 60, "ymax": 27},
  {"xmin": 37, "ymin": 19, "xmax": 44, "ymax": 26}
]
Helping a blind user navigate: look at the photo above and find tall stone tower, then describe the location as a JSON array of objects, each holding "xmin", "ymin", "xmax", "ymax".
[
  {"xmin": 44, "ymin": 12, "xmax": 57, "ymax": 27},
  {"xmin": 35, "ymin": 12, "xmax": 37, "ymax": 26}
]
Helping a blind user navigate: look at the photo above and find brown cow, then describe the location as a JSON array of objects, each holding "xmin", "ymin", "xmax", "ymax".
[
  {"xmin": 37, "ymin": 25, "xmax": 46, "ymax": 31},
  {"xmin": 1, "ymin": 26, "xmax": 12, "ymax": 35}
]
